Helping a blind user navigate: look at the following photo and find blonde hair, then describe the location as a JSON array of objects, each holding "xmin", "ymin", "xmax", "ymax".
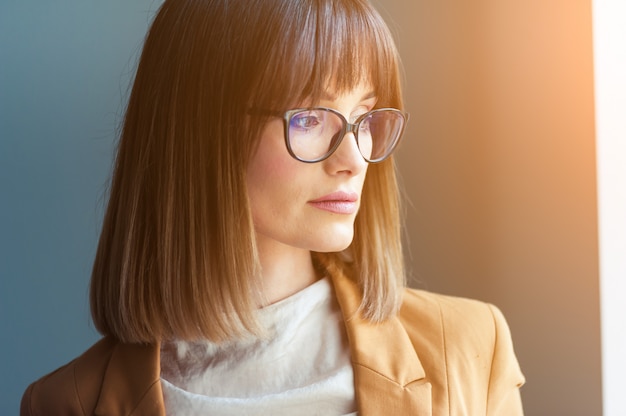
[{"xmin": 91, "ymin": 0, "xmax": 406, "ymax": 343}]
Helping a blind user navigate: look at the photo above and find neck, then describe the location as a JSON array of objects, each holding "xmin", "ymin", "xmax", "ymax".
[{"xmin": 255, "ymin": 238, "xmax": 319, "ymax": 305}]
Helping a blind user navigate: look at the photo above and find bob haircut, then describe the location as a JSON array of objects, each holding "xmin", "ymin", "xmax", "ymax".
[{"xmin": 91, "ymin": 0, "xmax": 406, "ymax": 343}]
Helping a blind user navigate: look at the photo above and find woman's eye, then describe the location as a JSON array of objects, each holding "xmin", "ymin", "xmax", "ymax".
[{"xmin": 291, "ymin": 113, "xmax": 321, "ymax": 130}]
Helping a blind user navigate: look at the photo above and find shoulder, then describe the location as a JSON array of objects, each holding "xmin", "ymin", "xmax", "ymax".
[
  {"xmin": 399, "ymin": 288, "xmax": 507, "ymax": 336},
  {"xmin": 20, "ymin": 337, "xmax": 118, "ymax": 415},
  {"xmin": 398, "ymin": 287, "xmax": 515, "ymax": 360},
  {"xmin": 397, "ymin": 288, "xmax": 525, "ymax": 414}
]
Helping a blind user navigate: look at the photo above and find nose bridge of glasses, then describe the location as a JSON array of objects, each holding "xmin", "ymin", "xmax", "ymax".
[
  {"xmin": 345, "ymin": 121, "xmax": 360, "ymax": 137},
  {"xmin": 327, "ymin": 111, "xmax": 373, "ymax": 163},
  {"xmin": 333, "ymin": 119, "xmax": 367, "ymax": 164}
]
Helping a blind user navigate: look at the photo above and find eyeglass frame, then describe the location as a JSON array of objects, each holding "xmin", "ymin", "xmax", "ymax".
[{"xmin": 250, "ymin": 107, "xmax": 409, "ymax": 164}]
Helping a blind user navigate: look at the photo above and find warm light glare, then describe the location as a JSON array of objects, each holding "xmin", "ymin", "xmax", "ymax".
[{"xmin": 593, "ymin": 1, "xmax": 626, "ymax": 415}]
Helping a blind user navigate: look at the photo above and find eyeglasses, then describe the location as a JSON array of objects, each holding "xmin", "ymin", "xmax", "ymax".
[{"xmin": 280, "ymin": 107, "xmax": 409, "ymax": 163}]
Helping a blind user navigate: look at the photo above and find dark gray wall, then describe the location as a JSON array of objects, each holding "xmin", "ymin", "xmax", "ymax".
[{"xmin": 0, "ymin": 1, "xmax": 163, "ymax": 413}]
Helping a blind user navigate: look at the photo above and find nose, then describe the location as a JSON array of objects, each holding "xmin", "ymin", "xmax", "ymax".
[{"xmin": 323, "ymin": 130, "xmax": 368, "ymax": 176}]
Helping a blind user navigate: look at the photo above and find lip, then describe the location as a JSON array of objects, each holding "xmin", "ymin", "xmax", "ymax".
[{"xmin": 308, "ymin": 191, "xmax": 359, "ymax": 214}]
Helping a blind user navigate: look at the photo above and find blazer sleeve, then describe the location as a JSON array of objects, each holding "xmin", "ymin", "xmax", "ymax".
[
  {"xmin": 19, "ymin": 337, "xmax": 117, "ymax": 416},
  {"xmin": 486, "ymin": 303, "xmax": 525, "ymax": 415},
  {"xmin": 20, "ymin": 383, "xmax": 35, "ymax": 416},
  {"xmin": 20, "ymin": 360, "xmax": 86, "ymax": 416}
]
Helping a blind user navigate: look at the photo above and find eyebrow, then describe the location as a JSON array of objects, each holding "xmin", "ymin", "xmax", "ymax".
[{"xmin": 361, "ymin": 91, "xmax": 377, "ymax": 101}]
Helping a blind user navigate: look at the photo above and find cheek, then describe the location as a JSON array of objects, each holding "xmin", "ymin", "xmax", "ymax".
[
  {"xmin": 247, "ymin": 144, "xmax": 294, "ymax": 196},
  {"xmin": 246, "ymin": 129, "xmax": 306, "ymax": 217},
  {"xmin": 248, "ymin": 152, "xmax": 289, "ymax": 181},
  {"xmin": 247, "ymin": 123, "xmax": 294, "ymax": 181}
]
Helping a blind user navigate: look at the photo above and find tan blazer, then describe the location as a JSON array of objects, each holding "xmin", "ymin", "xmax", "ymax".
[{"xmin": 21, "ymin": 271, "xmax": 525, "ymax": 415}]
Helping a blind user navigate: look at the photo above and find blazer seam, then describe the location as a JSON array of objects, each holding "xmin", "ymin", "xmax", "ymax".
[
  {"xmin": 485, "ymin": 303, "xmax": 499, "ymax": 415},
  {"xmin": 129, "ymin": 378, "xmax": 162, "ymax": 415},
  {"xmin": 437, "ymin": 298, "xmax": 451, "ymax": 413},
  {"xmin": 25, "ymin": 384, "xmax": 35, "ymax": 416},
  {"xmin": 72, "ymin": 363, "xmax": 87, "ymax": 416}
]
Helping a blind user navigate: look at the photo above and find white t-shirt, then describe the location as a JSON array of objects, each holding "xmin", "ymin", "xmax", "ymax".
[{"xmin": 160, "ymin": 277, "xmax": 357, "ymax": 415}]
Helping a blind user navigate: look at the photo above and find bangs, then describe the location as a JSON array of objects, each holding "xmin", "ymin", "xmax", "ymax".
[{"xmin": 249, "ymin": 0, "xmax": 402, "ymax": 111}]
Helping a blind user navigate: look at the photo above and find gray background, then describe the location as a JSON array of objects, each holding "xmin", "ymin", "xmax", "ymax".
[{"xmin": 1, "ymin": 1, "xmax": 163, "ymax": 413}]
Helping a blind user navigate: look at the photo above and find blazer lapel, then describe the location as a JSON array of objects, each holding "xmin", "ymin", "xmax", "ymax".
[
  {"xmin": 94, "ymin": 341, "xmax": 165, "ymax": 415},
  {"xmin": 331, "ymin": 271, "xmax": 433, "ymax": 415}
]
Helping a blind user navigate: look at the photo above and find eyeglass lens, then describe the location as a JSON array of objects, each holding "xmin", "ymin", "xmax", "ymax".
[{"xmin": 287, "ymin": 108, "xmax": 405, "ymax": 163}]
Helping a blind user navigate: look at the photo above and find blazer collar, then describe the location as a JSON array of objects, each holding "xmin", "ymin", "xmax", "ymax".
[
  {"xmin": 95, "ymin": 341, "xmax": 165, "ymax": 415},
  {"xmin": 93, "ymin": 272, "xmax": 432, "ymax": 415},
  {"xmin": 331, "ymin": 271, "xmax": 433, "ymax": 415}
]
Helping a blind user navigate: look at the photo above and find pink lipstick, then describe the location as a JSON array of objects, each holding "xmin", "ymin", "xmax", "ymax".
[{"xmin": 308, "ymin": 191, "xmax": 359, "ymax": 214}]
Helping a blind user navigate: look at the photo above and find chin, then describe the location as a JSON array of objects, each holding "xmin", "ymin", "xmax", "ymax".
[{"xmin": 310, "ymin": 229, "xmax": 354, "ymax": 253}]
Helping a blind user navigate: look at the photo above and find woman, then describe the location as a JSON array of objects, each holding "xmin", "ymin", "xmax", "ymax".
[{"xmin": 21, "ymin": 0, "xmax": 525, "ymax": 414}]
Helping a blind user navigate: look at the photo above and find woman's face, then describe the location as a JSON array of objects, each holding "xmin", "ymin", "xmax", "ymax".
[{"xmin": 246, "ymin": 83, "xmax": 375, "ymax": 255}]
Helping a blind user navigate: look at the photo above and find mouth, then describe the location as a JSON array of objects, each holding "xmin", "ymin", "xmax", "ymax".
[{"xmin": 308, "ymin": 191, "xmax": 359, "ymax": 215}]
